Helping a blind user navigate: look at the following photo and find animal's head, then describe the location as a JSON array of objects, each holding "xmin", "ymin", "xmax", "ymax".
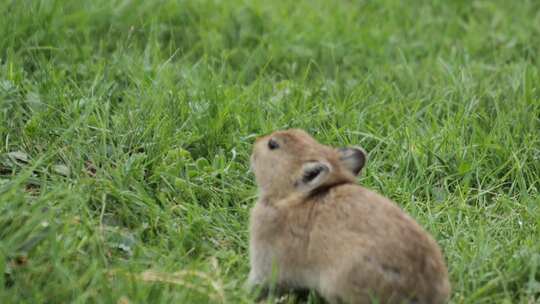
[{"xmin": 250, "ymin": 129, "xmax": 366, "ymax": 199}]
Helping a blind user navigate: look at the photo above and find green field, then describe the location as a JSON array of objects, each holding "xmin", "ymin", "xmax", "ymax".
[{"xmin": 1, "ymin": 0, "xmax": 539, "ymax": 303}]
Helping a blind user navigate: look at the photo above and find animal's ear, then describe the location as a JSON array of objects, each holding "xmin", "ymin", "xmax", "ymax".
[
  {"xmin": 338, "ymin": 147, "xmax": 367, "ymax": 176},
  {"xmin": 296, "ymin": 161, "xmax": 331, "ymax": 192}
]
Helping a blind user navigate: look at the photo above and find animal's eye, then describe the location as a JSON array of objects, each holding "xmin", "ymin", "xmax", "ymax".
[{"xmin": 268, "ymin": 139, "xmax": 279, "ymax": 150}]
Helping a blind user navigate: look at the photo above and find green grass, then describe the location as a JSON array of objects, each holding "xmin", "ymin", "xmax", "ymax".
[{"xmin": 1, "ymin": 0, "xmax": 539, "ymax": 303}]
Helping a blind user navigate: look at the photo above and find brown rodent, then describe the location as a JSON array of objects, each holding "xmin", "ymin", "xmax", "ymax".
[{"xmin": 247, "ymin": 129, "xmax": 450, "ymax": 304}]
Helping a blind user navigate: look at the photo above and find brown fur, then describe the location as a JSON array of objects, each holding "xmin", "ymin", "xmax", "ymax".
[{"xmin": 248, "ymin": 129, "xmax": 450, "ymax": 304}]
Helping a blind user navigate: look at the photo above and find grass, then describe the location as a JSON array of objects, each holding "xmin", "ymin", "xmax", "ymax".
[{"xmin": 0, "ymin": 0, "xmax": 539, "ymax": 303}]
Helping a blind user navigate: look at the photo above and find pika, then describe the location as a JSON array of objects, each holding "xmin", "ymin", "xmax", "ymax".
[{"xmin": 247, "ymin": 129, "xmax": 450, "ymax": 304}]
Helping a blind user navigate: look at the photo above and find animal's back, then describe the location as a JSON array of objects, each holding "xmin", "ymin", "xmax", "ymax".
[{"xmin": 305, "ymin": 184, "xmax": 450, "ymax": 303}]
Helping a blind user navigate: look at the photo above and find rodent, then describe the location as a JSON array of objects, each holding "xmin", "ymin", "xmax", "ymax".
[{"xmin": 247, "ymin": 129, "xmax": 450, "ymax": 304}]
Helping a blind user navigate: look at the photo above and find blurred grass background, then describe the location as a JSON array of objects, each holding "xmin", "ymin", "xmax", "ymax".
[{"xmin": 0, "ymin": 0, "xmax": 539, "ymax": 303}]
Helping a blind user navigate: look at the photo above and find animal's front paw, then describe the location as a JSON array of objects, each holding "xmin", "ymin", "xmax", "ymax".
[
  {"xmin": 245, "ymin": 282, "xmax": 271, "ymax": 302},
  {"xmin": 244, "ymin": 271, "xmax": 267, "ymax": 299}
]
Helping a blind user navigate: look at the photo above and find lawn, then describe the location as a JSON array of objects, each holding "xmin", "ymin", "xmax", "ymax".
[{"xmin": 1, "ymin": 0, "xmax": 539, "ymax": 303}]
